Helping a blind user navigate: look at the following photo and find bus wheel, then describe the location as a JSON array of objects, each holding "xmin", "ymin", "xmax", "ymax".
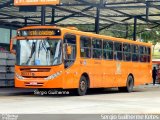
[
  {"xmin": 118, "ymin": 75, "xmax": 134, "ymax": 93},
  {"xmin": 77, "ymin": 76, "xmax": 88, "ymax": 96}
]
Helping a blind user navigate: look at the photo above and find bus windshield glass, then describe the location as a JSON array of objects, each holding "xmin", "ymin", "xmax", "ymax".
[{"xmin": 16, "ymin": 39, "xmax": 62, "ymax": 66}]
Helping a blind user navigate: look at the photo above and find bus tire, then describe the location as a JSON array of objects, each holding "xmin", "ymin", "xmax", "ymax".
[
  {"xmin": 118, "ymin": 75, "xmax": 134, "ymax": 93},
  {"xmin": 77, "ymin": 76, "xmax": 88, "ymax": 96}
]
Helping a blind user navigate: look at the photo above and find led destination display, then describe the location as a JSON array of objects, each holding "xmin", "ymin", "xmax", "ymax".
[
  {"xmin": 17, "ymin": 29, "xmax": 61, "ymax": 36},
  {"xmin": 14, "ymin": 0, "xmax": 60, "ymax": 6}
]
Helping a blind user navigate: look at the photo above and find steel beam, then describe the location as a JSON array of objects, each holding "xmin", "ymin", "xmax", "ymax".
[
  {"xmin": 149, "ymin": 20, "xmax": 160, "ymax": 22},
  {"xmin": 2, "ymin": 12, "xmax": 160, "ymax": 18},
  {"xmin": 127, "ymin": 24, "xmax": 160, "ymax": 38},
  {"xmin": 51, "ymin": 6, "xmax": 121, "ymax": 24},
  {"xmin": 145, "ymin": 2, "xmax": 160, "ymax": 10},
  {"xmin": 99, "ymin": 17, "xmax": 132, "ymax": 31},
  {"xmin": 75, "ymin": 0, "xmax": 128, "ymax": 30},
  {"xmin": 0, "ymin": 0, "xmax": 12, "ymax": 9},
  {"xmin": 51, "ymin": 6, "xmax": 94, "ymax": 18},
  {"xmin": 133, "ymin": 17, "xmax": 137, "ymax": 41},
  {"xmin": 0, "ymin": 21, "xmax": 22, "ymax": 28},
  {"xmin": 24, "ymin": 17, "xmax": 27, "ymax": 26},
  {"xmin": 111, "ymin": 9, "xmax": 160, "ymax": 25},
  {"xmin": 2, "ymin": 13, "xmax": 160, "ymax": 20},
  {"xmin": 51, "ymin": 8, "xmax": 55, "ymax": 24},
  {"xmin": 95, "ymin": 7, "xmax": 100, "ymax": 34},
  {"xmin": 138, "ymin": 16, "xmax": 160, "ymax": 25},
  {"xmin": 54, "ymin": 6, "xmax": 93, "ymax": 24},
  {"xmin": 10, "ymin": 27, "xmax": 12, "ymax": 40},
  {"xmin": 105, "ymin": 5, "xmax": 146, "ymax": 9},
  {"xmin": 99, "ymin": 24, "xmax": 114, "ymax": 31},
  {"xmin": 75, "ymin": 0, "xmax": 100, "ymax": 8},
  {"xmin": 0, "ymin": 12, "xmax": 40, "ymax": 22},
  {"xmin": 0, "ymin": 15, "xmax": 87, "ymax": 19},
  {"xmin": 105, "ymin": 1, "xmax": 144, "ymax": 5},
  {"xmin": 146, "ymin": 1, "xmax": 150, "ymax": 22},
  {"xmin": 41, "ymin": 6, "xmax": 46, "ymax": 25},
  {"xmin": 57, "ymin": 3, "xmax": 87, "ymax": 6},
  {"xmin": 75, "ymin": 0, "xmax": 146, "ymax": 9}
]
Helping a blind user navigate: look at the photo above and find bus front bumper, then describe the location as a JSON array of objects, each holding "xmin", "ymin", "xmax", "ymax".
[{"xmin": 15, "ymin": 77, "xmax": 63, "ymax": 89}]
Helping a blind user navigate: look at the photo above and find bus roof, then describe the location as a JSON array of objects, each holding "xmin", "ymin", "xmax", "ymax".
[{"xmin": 18, "ymin": 26, "xmax": 151, "ymax": 47}]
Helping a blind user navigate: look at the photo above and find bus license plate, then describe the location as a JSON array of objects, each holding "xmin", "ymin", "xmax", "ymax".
[
  {"xmin": 21, "ymin": 72, "xmax": 32, "ymax": 76},
  {"xmin": 29, "ymin": 82, "xmax": 38, "ymax": 85}
]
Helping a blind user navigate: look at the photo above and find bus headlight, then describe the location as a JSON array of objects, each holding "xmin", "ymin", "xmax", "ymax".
[
  {"xmin": 15, "ymin": 73, "xmax": 25, "ymax": 80},
  {"xmin": 44, "ymin": 71, "xmax": 62, "ymax": 80}
]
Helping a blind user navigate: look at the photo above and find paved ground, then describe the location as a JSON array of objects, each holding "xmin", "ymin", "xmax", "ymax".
[{"xmin": 0, "ymin": 84, "xmax": 160, "ymax": 114}]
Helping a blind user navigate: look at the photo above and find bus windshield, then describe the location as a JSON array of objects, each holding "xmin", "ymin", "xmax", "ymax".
[{"xmin": 16, "ymin": 39, "xmax": 62, "ymax": 66}]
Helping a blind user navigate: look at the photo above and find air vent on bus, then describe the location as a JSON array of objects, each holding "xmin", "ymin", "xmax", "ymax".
[
  {"xmin": 20, "ymin": 68, "xmax": 51, "ymax": 72},
  {"xmin": 22, "ymin": 76, "xmax": 47, "ymax": 78}
]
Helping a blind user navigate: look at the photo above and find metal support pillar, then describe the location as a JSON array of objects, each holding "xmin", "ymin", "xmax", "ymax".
[
  {"xmin": 51, "ymin": 8, "xmax": 55, "ymax": 24},
  {"xmin": 133, "ymin": 17, "xmax": 137, "ymax": 41},
  {"xmin": 10, "ymin": 27, "xmax": 12, "ymax": 40},
  {"xmin": 24, "ymin": 17, "xmax": 27, "ymax": 26},
  {"xmin": 100, "ymin": 0, "xmax": 104, "ymax": 7},
  {"xmin": 125, "ymin": 24, "xmax": 128, "ymax": 39},
  {"xmin": 41, "ymin": 6, "xmax": 46, "ymax": 25},
  {"xmin": 146, "ymin": 1, "xmax": 149, "ymax": 22},
  {"xmin": 95, "ymin": 7, "xmax": 100, "ymax": 34}
]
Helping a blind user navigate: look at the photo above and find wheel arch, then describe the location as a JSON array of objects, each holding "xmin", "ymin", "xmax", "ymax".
[
  {"xmin": 81, "ymin": 73, "xmax": 90, "ymax": 88},
  {"xmin": 128, "ymin": 73, "xmax": 134, "ymax": 85}
]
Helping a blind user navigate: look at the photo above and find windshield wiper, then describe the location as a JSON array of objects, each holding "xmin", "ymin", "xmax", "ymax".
[{"xmin": 26, "ymin": 42, "xmax": 36, "ymax": 65}]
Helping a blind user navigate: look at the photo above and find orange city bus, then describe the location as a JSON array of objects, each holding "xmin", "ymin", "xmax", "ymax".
[{"xmin": 10, "ymin": 26, "xmax": 152, "ymax": 96}]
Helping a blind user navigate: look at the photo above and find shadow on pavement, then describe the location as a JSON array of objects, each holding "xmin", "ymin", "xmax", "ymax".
[
  {"xmin": 0, "ymin": 88, "xmax": 35, "ymax": 96},
  {"xmin": 0, "ymin": 87, "xmax": 147, "ymax": 98}
]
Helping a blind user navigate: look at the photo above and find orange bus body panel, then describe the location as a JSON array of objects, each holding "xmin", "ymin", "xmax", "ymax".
[{"xmin": 13, "ymin": 26, "xmax": 152, "ymax": 89}]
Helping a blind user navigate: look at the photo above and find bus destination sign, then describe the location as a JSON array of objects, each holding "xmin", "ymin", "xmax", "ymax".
[
  {"xmin": 18, "ymin": 29, "xmax": 61, "ymax": 37},
  {"xmin": 14, "ymin": 0, "xmax": 60, "ymax": 6}
]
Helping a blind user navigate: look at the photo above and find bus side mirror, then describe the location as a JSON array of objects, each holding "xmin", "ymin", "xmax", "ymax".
[
  {"xmin": 67, "ymin": 45, "xmax": 72, "ymax": 55},
  {"xmin": 10, "ymin": 37, "xmax": 16, "ymax": 54}
]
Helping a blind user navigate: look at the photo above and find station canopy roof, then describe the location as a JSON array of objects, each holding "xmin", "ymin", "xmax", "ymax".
[{"xmin": 0, "ymin": 0, "xmax": 160, "ymax": 28}]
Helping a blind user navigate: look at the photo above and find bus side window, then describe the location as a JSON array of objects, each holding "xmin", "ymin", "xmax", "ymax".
[
  {"xmin": 144, "ymin": 47, "xmax": 148, "ymax": 62},
  {"xmin": 64, "ymin": 34, "xmax": 76, "ymax": 68},
  {"xmin": 114, "ymin": 42, "xmax": 122, "ymax": 60},
  {"xmin": 80, "ymin": 36, "xmax": 91, "ymax": 58},
  {"xmin": 103, "ymin": 40, "xmax": 113, "ymax": 60},
  {"xmin": 131, "ymin": 45, "xmax": 139, "ymax": 62},
  {"xmin": 123, "ymin": 43, "xmax": 131, "ymax": 61},
  {"xmin": 92, "ymin": 38, "xmax": 102, "ymax": 59},
  {"xmin": 147, "ymin": 47, "xmax": 151, "ymax": 62},
  {"xmin": 140, "ymin": 46, "xmax": 146, "ymax": 62}
]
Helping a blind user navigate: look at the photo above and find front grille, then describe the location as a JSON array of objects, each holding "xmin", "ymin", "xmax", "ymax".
[
  {"xmin": 22, "ymin": 76, "xmax": 47, "ymax": 78},
  {"xmin": 20, "ymin": 68, "xmax": 50, "ymax": 78},
  {"xmin": 20, "ymin": 68, "xmax": 51, "ymax": 72}
]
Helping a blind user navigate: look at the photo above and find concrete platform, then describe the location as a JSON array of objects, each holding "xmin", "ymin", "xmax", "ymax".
[{"xmin": 0, "ymin": 85, "xmax": 160, "ymax": 114}]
